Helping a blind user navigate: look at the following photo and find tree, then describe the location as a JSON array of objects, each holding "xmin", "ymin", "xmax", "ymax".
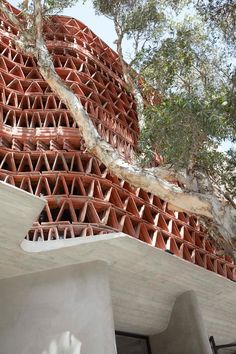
[
  {"xmin": 0, "ymin": 0, "xmax": 235, "ymax": 255},
  {"xmin": 91, "ymin": 0, "xmax": 236, "ymax": 251},
  {"xmin": 196, "ymin": 0, "xmax": 236, "ymax": 46}
]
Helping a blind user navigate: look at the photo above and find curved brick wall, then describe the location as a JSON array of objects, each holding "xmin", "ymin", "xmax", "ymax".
[{"xmin": 0, "ymin": 2, "xmax": 235, "ymax": 280}]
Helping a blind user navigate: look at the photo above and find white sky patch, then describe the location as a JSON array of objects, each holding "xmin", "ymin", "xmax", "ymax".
[{"xmin": 218, "ymin": 139, "xmax": 235, "ymax": 152}]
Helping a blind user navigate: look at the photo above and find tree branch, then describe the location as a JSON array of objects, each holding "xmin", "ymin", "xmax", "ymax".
[
  {"xmin": 114, "ymin": 20, "xmax": 145, "ymax": 131},
  {"xmin": 0, "ymin": 0, "xmax": 23, "ymax": 29},
  {"xmin": 0, "ymin": 0, "xmax": 36, "ymax": 55},
  {"xmin": 33, "ymin": 0, "xmax": 43, "ymax": 44}
]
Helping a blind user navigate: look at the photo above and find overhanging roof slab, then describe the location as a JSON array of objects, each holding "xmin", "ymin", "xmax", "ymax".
[
  {"xmin": 0, "ymin": 233, "xmax": 235, "ymax": 346},
  {"xmin": 0, "ymin": 181, "xmax": 46, "ymax": 251}
]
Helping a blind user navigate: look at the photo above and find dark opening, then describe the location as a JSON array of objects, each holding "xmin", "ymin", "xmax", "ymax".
[
  {"xmin": 116, "ymin": 331, "xmax": 151, "ymax": 354},
  {"xmin": 210, "ymin": 336, "xmax": 236, "ymax": 354}
]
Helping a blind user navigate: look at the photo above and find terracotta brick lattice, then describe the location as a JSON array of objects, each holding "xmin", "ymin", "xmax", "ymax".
[{"xmin": 0, "ymin": 3, "xmax": 235, "ymax": 280}]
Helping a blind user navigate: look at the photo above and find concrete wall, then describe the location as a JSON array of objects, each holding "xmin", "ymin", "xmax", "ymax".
[
  {"xmin": 0, "ymin": 261, "xmax": 117, "ymax": 354},
  {"xmin": 149, "ymin": 290, "xmax": 212, "ymax": 354}
]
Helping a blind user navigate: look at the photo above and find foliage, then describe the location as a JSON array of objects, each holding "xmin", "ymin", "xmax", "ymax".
[
  {"xmin": 196, "ymin": 0, "xmax": 236, "ymax": 46},
  {"xmin": 139, "ymin": 92, "xmax": 232, "ymax": 167},
  {"xmin": 92, "ymin": 0, "xmax": 165, "ymax": 64},
  {"xmin": 90, "ymin": 0, "xmax": 236, "ymax": 198},
  {"xmin": 138, "ymin": 20, "xmax": 235, "ymax": 161},
  {"xmin": 90, "ymin": 0, "xmax": 189, "ymax": 58},
  {"xmin": 43, "ymin": 0, "xmax": 78, "ymax": 13},
  {"xmin": 18, "ymin": 0, "xmax": 78, "ymax": 14}
]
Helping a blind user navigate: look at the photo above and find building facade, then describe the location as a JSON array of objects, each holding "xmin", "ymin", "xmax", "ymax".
[{"xmin": 0, "ymin": 2, "xmax": 236, "ymax": 354}]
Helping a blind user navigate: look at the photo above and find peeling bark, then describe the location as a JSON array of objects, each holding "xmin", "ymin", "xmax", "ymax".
[{"xmin": 0, "ymin": 0, "xmax": 235, "ymax": 248}]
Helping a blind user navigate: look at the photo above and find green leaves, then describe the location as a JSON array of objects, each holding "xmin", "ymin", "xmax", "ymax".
[
  {"xmin": 18, "ymin": 0, "xmax": 79, "ymax": 14},
  {"xmin": 90, "ymin": 0, "xmax": 167, "ymax": 60},
  {"xmin": 196, "ymin": 0, "xmax": 236, "ymax": 47},
  {"xmin": 43, "ymin": 0, "xmax": 78, "ymax": 13},
  {"xmin": 139, "ymin": 91, "xmax": 235, "ymax": 171}
]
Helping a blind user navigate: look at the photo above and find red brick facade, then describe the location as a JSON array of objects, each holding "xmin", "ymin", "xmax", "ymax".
[{"xmin": 0, "ymin": 2, "xmax": 235, "ymax": 280}]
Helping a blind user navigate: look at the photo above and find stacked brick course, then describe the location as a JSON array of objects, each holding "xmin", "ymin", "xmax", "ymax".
[{"xmin": 0, "ymin": 2, "xmax": 235, "ymax": 280}]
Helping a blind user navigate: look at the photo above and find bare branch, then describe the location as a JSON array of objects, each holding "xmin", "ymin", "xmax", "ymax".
[
  {"xmin": 0, "ymin": 0, "xmax": 23, "ymax": 30},
  {"xmin": 33, "ymin": 0, "xmax": 43, "ymax": 44},
  {"xmin": 114, "ymin": 20, "xmax": 145, "ymax": 131},
  {"xmin": 0, "ymin": 0, "xmax": 36, "ymax": 55}
]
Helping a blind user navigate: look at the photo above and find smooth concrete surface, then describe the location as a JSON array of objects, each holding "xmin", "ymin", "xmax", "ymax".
[
  {"xmin": 0, "ymin": 233, "xmax": 236, "ymax": 345},
  {"xmin": 216, "ymin": 348, "xmax": 236, "ymax": 354},
  {"xmin": 150, "ymin": 291, "xmax": 212, "ymax": 354},
  {"xmin": 219, "ymin": 348, "xmax": 236, "ymax": 354},
  {"xmin": 0, "ymin": 261, "xmax": 117, "ymax": 354},
  {"xmin": 0, "ymin": 180, "xmax": 45, "ymax": 250}
]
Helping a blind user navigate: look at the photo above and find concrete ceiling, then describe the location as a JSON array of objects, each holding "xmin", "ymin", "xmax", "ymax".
[
  {"xmin": 0, "ymin": 182, "xmax": 235, "ymax": 347},
  {"xmin": 0, "ymin": 227, "xmax": 235, "ymax": 346}
]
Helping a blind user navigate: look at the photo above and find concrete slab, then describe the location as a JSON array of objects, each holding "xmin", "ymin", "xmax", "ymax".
[
  {"xmin": 0, "ymin": 233, "xmax": 235, "ymax": 345},
  {"xmin": 0, "ymin": 181, "xmax": 46, "ymax": 250}
]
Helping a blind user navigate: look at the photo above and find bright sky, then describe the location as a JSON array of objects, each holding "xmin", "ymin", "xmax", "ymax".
[{"xmin": 8, "ymin": 0, "xmax": 117, "ymax": 49}]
